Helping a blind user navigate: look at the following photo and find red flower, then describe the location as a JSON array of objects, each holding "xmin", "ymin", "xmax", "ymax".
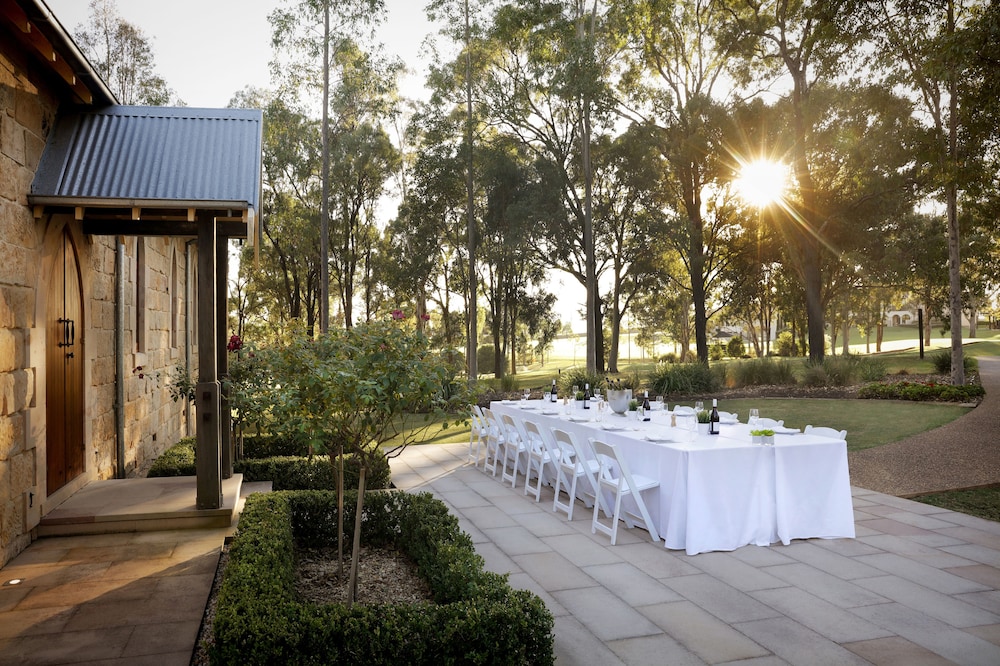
[
  {"xmin": 391, "ymin": 309, "xmax": 404, "ymax": 320},
  {"xmin": 420, "ymin": 313, "xmax": 431, "ymax": 321},
  {"xmin": 227, "ymin": 334, "xmax": 243, "ymax": 352}
]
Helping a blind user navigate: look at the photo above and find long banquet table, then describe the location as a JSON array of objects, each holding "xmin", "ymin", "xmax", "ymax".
[{"xmin": 490, "ymin": 400, "xmax": 855, "ymax": 555}]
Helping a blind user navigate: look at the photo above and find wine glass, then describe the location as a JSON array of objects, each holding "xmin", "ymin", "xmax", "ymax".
[
  {"xmin": 749, "ymin": 408, "xmax": 760, "ymax": 428},
  {"xmin": 655, "ymin": 395, "xmax": 664, "ymax": 411},
  {"xmin": 522, "ymin": 388, "xmax": 530, "ymax": 402},
  {"xmin": 694, "ymin": 400, "xmax": 704, "ymax": 413}
]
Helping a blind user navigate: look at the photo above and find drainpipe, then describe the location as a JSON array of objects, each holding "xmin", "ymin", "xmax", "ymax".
[
  {"xmin": 114, "ymin": 236, "xmax": 126, "ymax": 479},
  {"xmin": 185, "ymin": 239, "xmax": 197, "ymax": 436}
]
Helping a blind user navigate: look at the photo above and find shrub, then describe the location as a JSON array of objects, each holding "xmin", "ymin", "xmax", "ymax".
[
  {"xmin": 242, "ymin": 433, "xmax": 310, "ymax": 458},
  {"xmin": 730, "ymin": 358, "xmax": 797, "ymax": 387},
  {"xmin": 774, "ymin": 331, "xmax": 797, "ymax": 357},
  {"xmin": 560, "ymin": 368, "xmax": 605, "ymax": 395},
  {"xmin": 930, "ymin": 349, "xmax": 979, "ymax": 375},
  {"xmin": 648, "ymin": 361, "xmax": 720, "ymax": 396},
  {"xmin": 858, "ymin": 381, "xmax": 985, "ymax": 402},
  {"xmin": 819, "ymin": 355, "xmax": 860, "ymax": 387},
  {"xmin": 709, "ymin": 342, "xmax": 725, "ymax": 361},
  {"xmin": 499, "ymin": 373, "xmax": 518, "ymax": 392},
  {"xmin": 726, "ymin": 336, "xmax": 745, "ymax": 358},
  {"xmin": 212, "ymin": 490, "xmax": 554, "ymax": 665},
  {"xmin": 147, "ymin": 439, "xmax": 390, "ymax": 490},
  {"xmin": 477, "ymin": 345, "xmax": 495, "ymax": 375},
  {"xmin": 857, "ymin": 356, "xmax": 888, "ymax": 382},
  {"xmin": 800, "ymin": 364, "xmax": 829, "ymax": 387}
]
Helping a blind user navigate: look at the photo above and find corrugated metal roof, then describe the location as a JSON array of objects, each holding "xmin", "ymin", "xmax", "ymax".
[{"xmin": 30, "ymin": 105, "xmax": 263, "ymax": 213}]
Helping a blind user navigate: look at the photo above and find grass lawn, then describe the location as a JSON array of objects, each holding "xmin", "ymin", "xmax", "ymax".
[{"xmin": 911, "ymin": 485, "xmax": 1000, "ymax": 523}]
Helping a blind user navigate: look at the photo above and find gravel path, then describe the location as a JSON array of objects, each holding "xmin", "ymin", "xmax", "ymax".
[{"xmin": 848, "ymin": 355, "xmax": 1000, "ymax": 497}]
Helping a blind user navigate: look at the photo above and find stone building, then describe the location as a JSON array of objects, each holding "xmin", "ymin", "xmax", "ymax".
[{"xmin": 0, "ymin": 0, "xmax": 261, "ymax": 568}]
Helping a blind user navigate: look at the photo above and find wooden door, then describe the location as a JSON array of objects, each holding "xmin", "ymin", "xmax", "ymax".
[{"xmin": 46, "ymin": 230, "xmax": 85, "ymax": 494}]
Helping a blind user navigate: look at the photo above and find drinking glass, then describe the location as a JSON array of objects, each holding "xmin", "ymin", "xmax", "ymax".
[
  {"xmin": 694, "ymin": 400, "xmax": 704, "ymax": 413},
  {"xmin": 523, "ymin": 388, "xmax": 530, "ymax": 402},
  {"xmin": 543, "ymin": 392, "xmax": 551, "ymax": 402},
  {"xmin": 655, "ymin": 395, "xmax": 664, "ymax": 411},
  {"xmin": 748, "ymin": 408, "xmax": 760, "ymax": 428}
]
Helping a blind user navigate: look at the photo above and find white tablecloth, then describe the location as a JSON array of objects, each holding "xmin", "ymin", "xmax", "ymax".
[{"xmin": 490, "ymin": 401, "xmax": 855, "ymax": 555}]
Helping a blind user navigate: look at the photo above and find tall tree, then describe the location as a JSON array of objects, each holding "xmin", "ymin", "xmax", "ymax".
[
  {"xmin": 722, "ymin": 0, "xmax": 865, "ymax": 362},
  {"xmin": 74, "ymin": 0, "xmax": 172, "ymax": 104},
  {"xmin": 613, "ymin": 0, "xmax": 746, "ymax": 363},
  {"xmin": 868, "ymin": 0, "xmax": 1000, "ymax": 383}
]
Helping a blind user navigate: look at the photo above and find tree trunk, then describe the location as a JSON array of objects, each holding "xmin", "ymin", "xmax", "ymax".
[
  {"xmin": 347, "ymin": 464, "xmax": 366, "ymax": 607},
  {"xmin": 336, "ymin": 444, "xmax": 344, "ymax": 579},
  {"xmin": 946, "ymin": 0, "xmax": 965, "ymax": 385}
]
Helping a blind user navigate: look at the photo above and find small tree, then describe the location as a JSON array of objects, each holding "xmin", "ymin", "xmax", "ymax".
[{"xmin": 266, "ymin": 311, "xmax": 466, "ymax": 604}]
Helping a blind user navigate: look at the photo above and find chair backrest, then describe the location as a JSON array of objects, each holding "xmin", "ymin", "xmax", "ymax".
[
  {"xmin": 673, "ymin": 406, "xmax": 695, "ymax": 416},
  {"xmin": 550, "ymin": 427, "xmax": 584, "ymax": 467},
  {"xmin": 718, "ymin": 411, "xmax": 737, "ymax": 421},
  {"xmin": 804, "ymin": 424, "xmax": 847, "ymax": 440},
  {"xmin": 757, "ymin": 417, "xmax": 784, "ymax": 428},
  {"xmin": 469, "ymin": 404, "xmax": 486, "ymax": 433},
  {"xmin": 590, "ymin": 438, "xmax": 636, "ymax": 489},
  {"xmin": 521, "ymin": 419, "xmax": 549, "ymax": 456},
  {"xmin": 499, "ymin": 412, "xmax": 524, "ymax": 443},
  {"xmin": 482, "ymin": 408, "xmax": 503, "ymax": 439}
]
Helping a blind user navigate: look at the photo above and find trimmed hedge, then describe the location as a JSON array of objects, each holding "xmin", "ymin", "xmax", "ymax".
[
  {"xmin": 147, "ymin": 438, "xmax": 391, "ymax": 491},
  {"xmin": 858, "ymin": 381, "xmax": 985, "ymax": 402},
  {"xmin": 212, "ymin": 490, "xmax": 554, "ymax": 665}
]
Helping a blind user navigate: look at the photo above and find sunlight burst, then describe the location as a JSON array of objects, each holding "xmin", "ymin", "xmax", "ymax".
[{"xmin": 734, "ymin": 160, "xmax": 790, "ymax": 208}]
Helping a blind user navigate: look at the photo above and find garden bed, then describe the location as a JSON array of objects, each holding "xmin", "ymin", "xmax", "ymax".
[{"xmin": 208, "ymin": 489, "xmax": 554, "ymax": 665}]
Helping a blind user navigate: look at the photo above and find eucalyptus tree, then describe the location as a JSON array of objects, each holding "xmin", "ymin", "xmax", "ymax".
[
  {"xmin": 591, "ymin": 126, "xmax": 671, "ymax": 371},
  {"xmin": 230, "ymin": 88, "xmax": 324, "ymax": 338},
  {"xmin": 478, "ymin": 138, "xmax": 554, "ymax": 376},
  {"xmin": 720, "ymin": 0, "xmax": 869, "ymax": 362},
  {"xmin": 473, "ymin": 1, "xmax": 619, "ymax": 374},
  {"xmin": 269, "ymin": 0, "xmax": 390, "ymax": 333},
  {"xmin": 611, "ymin": 0, "xmax": 762, "ymax": 363},
  {"xmin": 867, "ymin": 0, "xmax": 1000, "ymax": 383},
  {"xmin": 73, "ymin": 0, "xmax": 172, "ymax": 104}
]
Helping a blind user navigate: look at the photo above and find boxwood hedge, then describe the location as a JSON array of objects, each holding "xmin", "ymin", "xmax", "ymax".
[
  {"xmin": 211, "ymin": 490, "xmax": 554, "ymax": 665},
  {"xmin": 147, "ymin": 438, "xmax": 391, "ymax": 490}
]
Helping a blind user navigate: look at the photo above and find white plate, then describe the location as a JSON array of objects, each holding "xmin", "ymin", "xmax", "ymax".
[
  {"xmin": 541, "ymin": 409, "xmax": 560, "ymax": 416},
  {"xmin": 566, "ymin": 416, "xmax": 593, "ymax": 423},
  {"xmin": 645, "ymin": 434, "xmax": 681, "ymax": 443},
  {"xmin": 774, "ymin": 426, "xmax": 800, "ymax": 434},
  {"xmin": 601, "ymin": 424, "xmax": 631, "ymax": 431}
]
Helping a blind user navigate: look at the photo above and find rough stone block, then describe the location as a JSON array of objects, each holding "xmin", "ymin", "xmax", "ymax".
[
  {"xmin": 13, "ymin": 88, "xmax": 44, "ymax": 137},
  {"xmin": 0, "ymin": 412, "xmax": 24, "ymax": 460},
  {"xmin": 9, "ymin": 449, "xmax": 33, "ymax": 499},
  {"xmin": 0, "ymin": 114, "xmax": 24, "ymax": 165},
  {"xmin": 0, "ymin": 329, "xmax": 15, "ymax": 372},
  {"xmin": 11, "ymin": 368, "xmax": 32, "ymax": 413}
]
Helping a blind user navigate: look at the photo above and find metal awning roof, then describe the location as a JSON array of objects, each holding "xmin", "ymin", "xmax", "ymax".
[{"xmin": 30, "ymin": 105, "xmax": 264, "ymax": 238}]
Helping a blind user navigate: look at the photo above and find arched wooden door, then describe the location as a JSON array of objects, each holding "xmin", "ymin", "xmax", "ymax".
[{"xmin": 46, "ymin": 229, "xmax": 85, "ymax": 494}]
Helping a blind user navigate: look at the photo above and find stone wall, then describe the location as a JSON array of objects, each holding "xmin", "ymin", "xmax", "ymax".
[
  {"xmin": 1, "ymin": 43, "xmax": 53, "ymax": 568},
  {"xmin": 0, "ymin": 45, "xmax": 194, "ymax": 568}
]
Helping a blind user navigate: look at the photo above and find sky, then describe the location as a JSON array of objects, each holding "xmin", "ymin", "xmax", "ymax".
[{"xmin": 45, "ymin": 0, "xmax": 439, "ymax": 108}]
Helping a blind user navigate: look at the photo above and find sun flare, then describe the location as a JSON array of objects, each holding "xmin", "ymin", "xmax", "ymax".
[{"xmin": 734, "ymin": 159, "xmax": 790, "ymax": 208}]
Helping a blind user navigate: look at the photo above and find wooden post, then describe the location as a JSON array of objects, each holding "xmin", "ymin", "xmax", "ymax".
[
  {"xmin": 217, "ymin": 233, "xmax": 233, "ymax": 479},
  {"xmin": 196, "ymin": 212, "xmax": 222, "ymax": 509}
]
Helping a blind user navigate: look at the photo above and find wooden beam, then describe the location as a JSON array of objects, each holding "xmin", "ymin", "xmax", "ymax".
[
  {"xmin": 195, "ymin": 211, "xmax": 222, "ymax": 510},
  {"xmin": 82, "ymin": 219, "xmax": 248, "ymax": 238}
]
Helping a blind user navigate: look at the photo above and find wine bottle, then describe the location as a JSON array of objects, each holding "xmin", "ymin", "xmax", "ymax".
[
  {"xmin": 641, "ymin": 390, "xmax": 651, "ymax": 421},
  {"xmin": 709, "ymin": 398, "xmax": 720, "ymax": 435},
  {"xmin": 550, "ymin": 379, "xmax": 558, "ymax": 402},
  {"xmin": 583, "ymin": 383, "xmax": 591, "ymax": 409}
]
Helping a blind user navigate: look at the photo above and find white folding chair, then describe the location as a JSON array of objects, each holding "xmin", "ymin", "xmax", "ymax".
[
  {"xmin": 467, "ymin": 404, "xmax": 487, "ymax": 466},
  {"xmin": 521, "ymin": 419, "xmax": 555, "ymax": 502},
  {"xmin": 499, "ymin": 413, "xmax": 528, "ymax": 488},
  {"xmin": 590, "ymin": 437, "xmax": 661, "ymax": 545},
  {"xmin": 480, "ymin": 408, "xmax": 504, "ymax": 477},
  {"xmin": 804, "ymin": 425, "xmax": 847, "ymax": 440},
  {"xmin": 550, "ymin": 427, "xmax": 609, "ymax": 521},
  {"xmin": 756, "ymin": 417, "xmax": 784, "ymax": 429}
]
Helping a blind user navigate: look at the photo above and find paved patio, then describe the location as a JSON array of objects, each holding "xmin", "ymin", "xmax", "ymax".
[{"xmin": 0, "ymin": 442, "xmax": 998, "ymax": 664}]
